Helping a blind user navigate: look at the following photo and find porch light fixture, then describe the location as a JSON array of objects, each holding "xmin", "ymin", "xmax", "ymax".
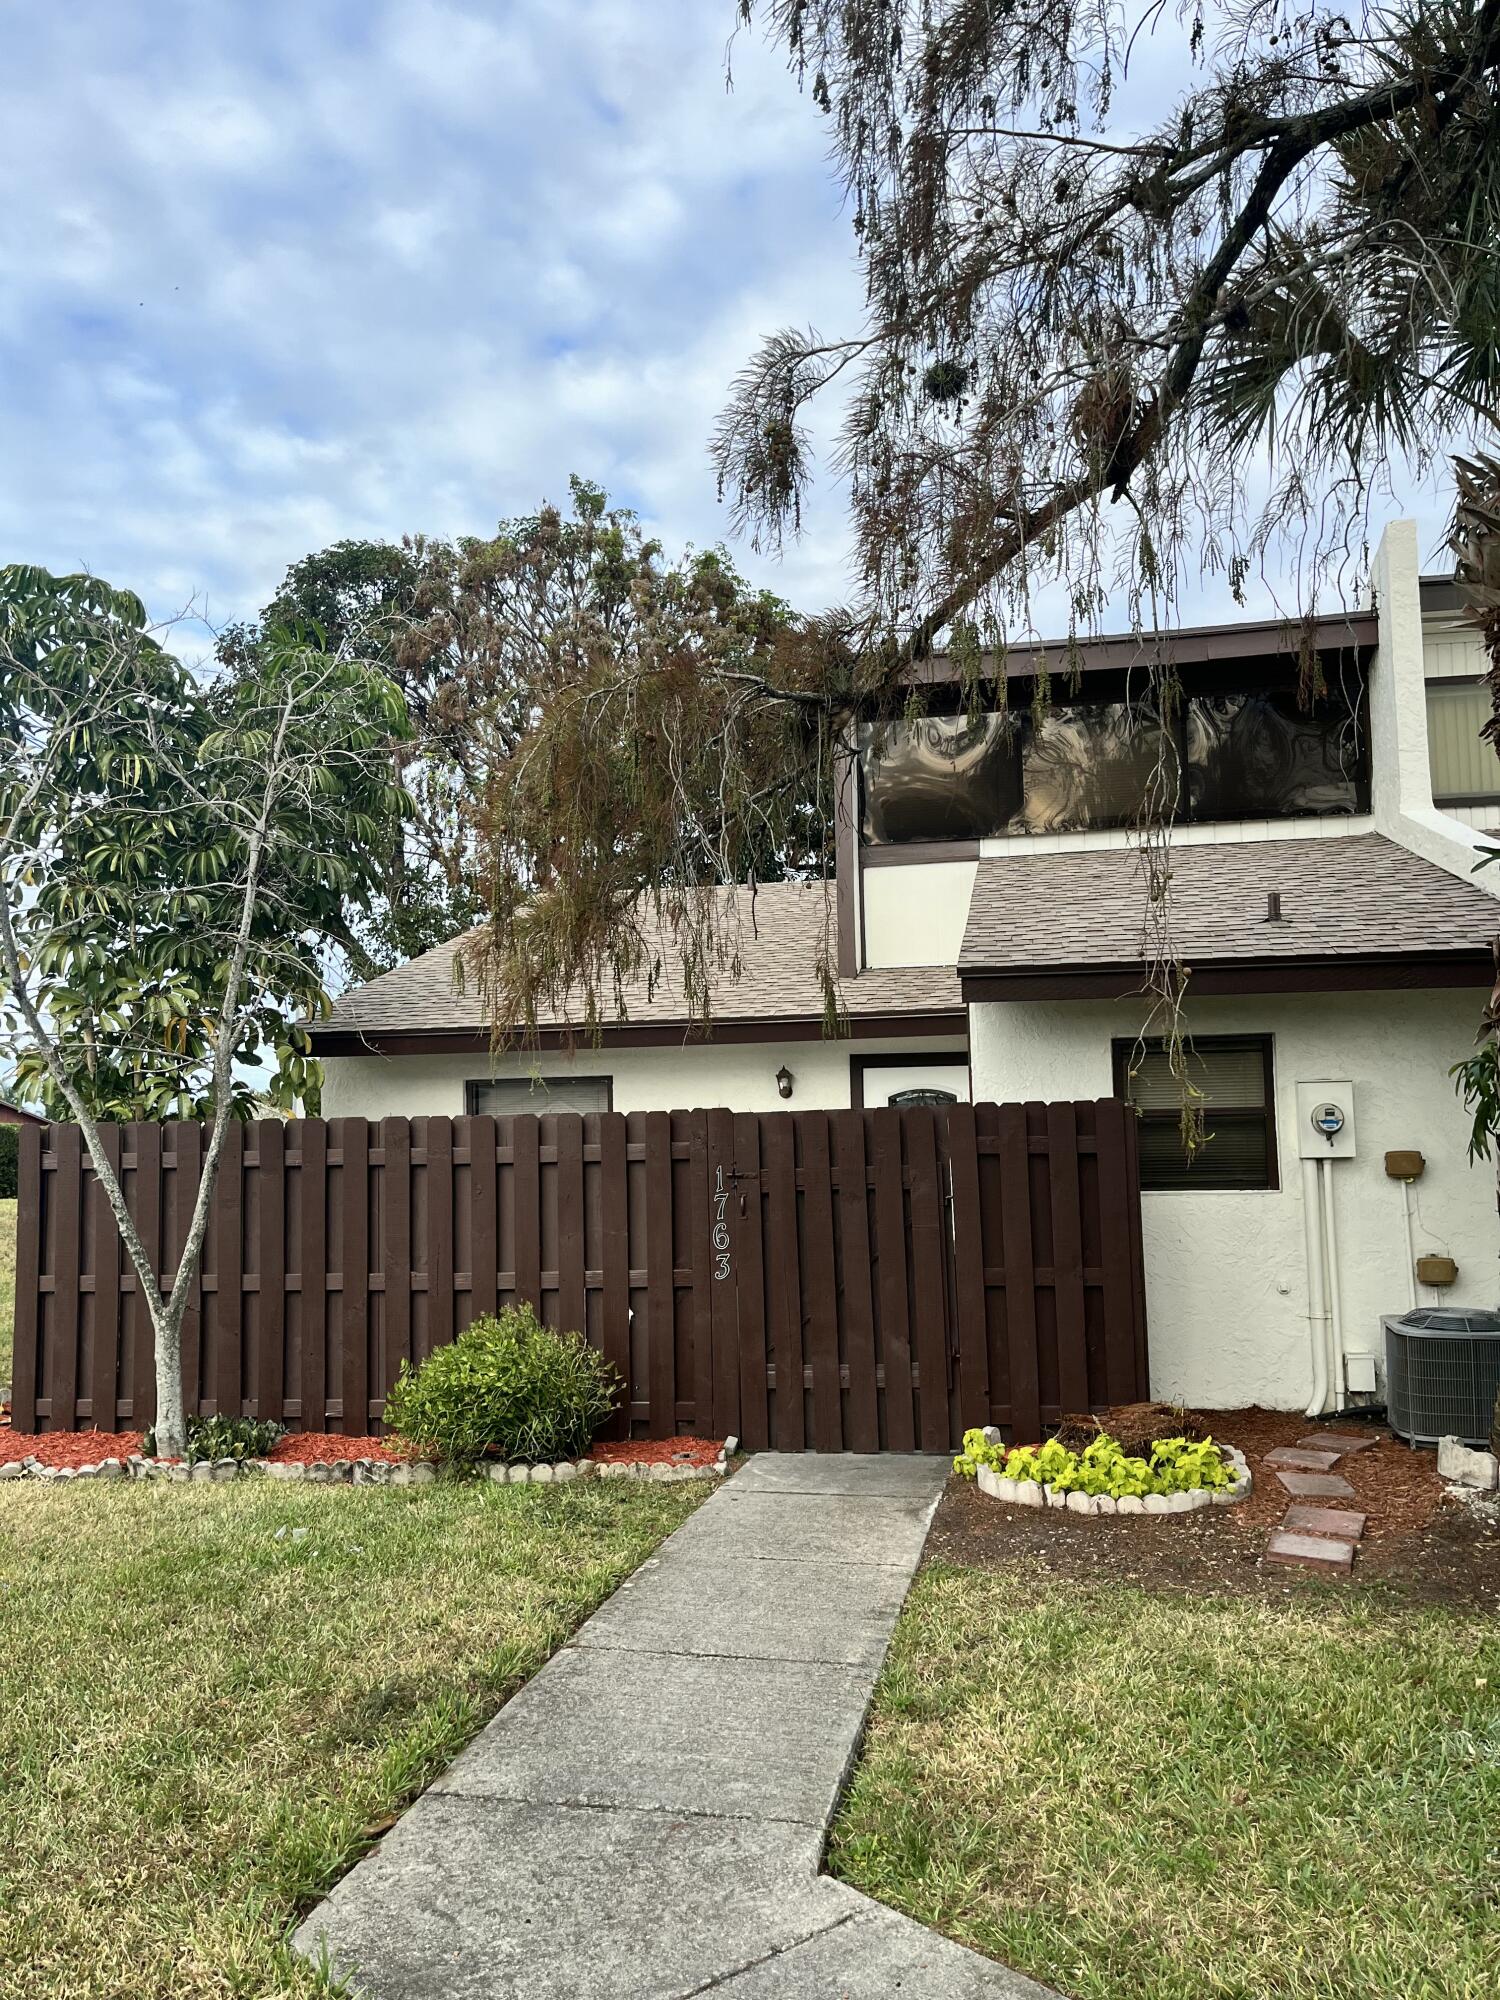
[{"xmin": 775, "ymin": 1064, "xmax": 794, "ymax": 1100}]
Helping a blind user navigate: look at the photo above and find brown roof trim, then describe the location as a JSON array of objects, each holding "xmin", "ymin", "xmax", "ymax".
[
  {"xmin": 862, "ymin": 838, "xmax": 981, "ymax": 868},
  {"xmin": 0, "ymin": 1101, "xmax": 47, "ymax": 1125},
  {"xmin": 907, "ymin": 610, "xmax": 1376, "ymax": 687},
  {"xmin": 312, "ymin": 1009, "xmax": 970, "ymax": 1058},
  {"xmin": 961, "ymin": 951, "xmax": 1493, "ymax": 1003}
]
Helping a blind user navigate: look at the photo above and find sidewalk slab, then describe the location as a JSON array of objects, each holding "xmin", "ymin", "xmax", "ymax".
[
  {"xmin": 665, "ymin": 1487, "xmax": 937, "ymax": 1568},
  {"xmin": 297, "ymin": 1794, "xmax": 839, "ymax": 2000},
  {"xmin": 715, "ymin": 1897, "xmax": 1056, "ymax": 1998},
  {"xmin": 296, "ymin": 1453, "xmax": 1054, "ymax": 1999},
  {"xmin": 430, "ymin": 1644, "xmax": 872, "ymax": 1825},
  {"xmin": 731, "ymin": 1453, "xmax": 951, "ymax": 1499},
  {"xmin": 574, "ymin": 1550, "xmax": 914, "ymax": 1666}
]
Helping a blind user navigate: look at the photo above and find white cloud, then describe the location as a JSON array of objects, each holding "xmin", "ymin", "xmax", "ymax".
[
  {"xmin": 0, "ymin": 0, "xmax": 869, "ymax": 629},
  {"xmin": 0, "ymin": 0, "xmax": 1458, "ymax": 654}
]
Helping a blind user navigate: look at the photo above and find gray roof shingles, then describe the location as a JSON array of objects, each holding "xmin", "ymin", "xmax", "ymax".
[
  {"xmin": 318, "ymin": 882, "xmax": 962, "ymax": 1041},
  {"xmin": 959, "ymin": 833, "xmax": 1500, "ymax": 974}
]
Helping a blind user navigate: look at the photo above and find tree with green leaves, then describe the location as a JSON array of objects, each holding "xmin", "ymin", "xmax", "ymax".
[
  {"xmin": 0, "ymin": 565, "xmax": 408, "ymax": 1453},
  {"xmin": 470, "ymin": 0, "xmax": 1500, "ymax": 1050},
  {"xmin": 233, "ymin": 481, "xmax": 814, "ymax": 1011}
]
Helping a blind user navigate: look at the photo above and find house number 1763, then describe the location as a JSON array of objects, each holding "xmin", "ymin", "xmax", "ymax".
[{"xmin": 712, "ymin": 1164, "xmax": 731, "ymax": 1281}]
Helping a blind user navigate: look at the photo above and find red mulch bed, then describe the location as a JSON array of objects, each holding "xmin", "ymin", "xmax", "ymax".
[
  {"xmin": 0, "ymin": 1429, "xmax": 147, "ymax": 1469},
  {"xmin": 590, "ymin": 1437, "xmax": 725, "ymax": 1467}
]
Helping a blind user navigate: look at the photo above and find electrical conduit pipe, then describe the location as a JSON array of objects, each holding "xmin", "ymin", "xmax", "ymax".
[
  {"xmin": 1319, "ymin": 1154, "xmax": 1346, "ymax": 1413},
  {"xmin": 1302, "ymin": 1155, "xmax": 1331, "ymax": 1417}
]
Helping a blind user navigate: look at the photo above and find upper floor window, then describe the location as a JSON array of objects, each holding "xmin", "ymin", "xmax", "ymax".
[
  {"xmin": 860, "ymin": 670, "xmax": 1368, "ymax": 843},
  {"xmin": 1426, "ymin": 679, "xmax": 1500, "ymax": 806}
]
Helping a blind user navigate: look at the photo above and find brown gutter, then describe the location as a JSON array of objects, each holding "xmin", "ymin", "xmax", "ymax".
[
  {"xmin": 311, "ymin": 1009, "xmax": 970, "ymax": 1058},
  {"xmin": 906, "ymin": 611, "xmax": 1377, "ymax": 687},
  {"xmin": 960, "ymin": 951, "xmax": 1492, "ymax": 1002}
]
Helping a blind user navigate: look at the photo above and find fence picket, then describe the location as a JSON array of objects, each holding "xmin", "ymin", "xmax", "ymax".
[
  {"xmin": 257, "ymin": 1120, "xmax": 287, "ymax": 1423},
  {"xmin": 11, "ymin": 1123, "xmax": 43, "ymax": 1431},
  {"xmin": 210, "ymin": 1120, "xmax": 244, "ymax": 1420},
  {"xmin": 298, "ymin": 1120, "xmax": 328, "ymax": 1431},
  {"xmin": 335, "ymin": 1118, "xmax": 370, "ymax": 1434},
  {"xmin": 127, "ymin": 1120, "xmax": 161, "ymax": 1428},
  {"xmin": 870, "ymin": 1109, "xmax": 916, "ymax": 1452},
  {"xmin": 599, "ymin": 1112, "xmax": 631, "ymax": 1439},
  {"xmin": 89, "ymin": 1124, "xmax": 122, "ymax": 1429},
  {"xmin": 760, "ymin": 1114, "xmax": 805, "ymax": 1452}
]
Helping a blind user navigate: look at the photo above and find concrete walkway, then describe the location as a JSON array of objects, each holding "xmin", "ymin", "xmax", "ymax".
[{"xmin": 295, "ymin": 1455, "xmax": 1053, "ymax": 1998}]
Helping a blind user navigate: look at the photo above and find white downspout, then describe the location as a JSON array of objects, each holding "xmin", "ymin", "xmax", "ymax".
[
  {"xmin": 1302, "ymin": 1156, "xmax": 1330, "ymax": 1416},
  {"xmin": 1320, "ymin": 1156, "xmax": 1345, "ymax": 1412}
]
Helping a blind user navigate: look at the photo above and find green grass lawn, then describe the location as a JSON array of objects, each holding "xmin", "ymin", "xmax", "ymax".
[
  {"xmin": 831, "ymin": 1564, "xmax": 1500, "ymax": 2000},
  {"xmin": 0, "ymin": 1474, "xmax": 709, "ymax": 2000},
  {"xmin": 1, "ymin": 1196, "xmax": 16, "ymax": 1390}
]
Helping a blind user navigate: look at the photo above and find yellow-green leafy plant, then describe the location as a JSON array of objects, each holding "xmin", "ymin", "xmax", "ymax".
[{"xmin": 955, "ymin": 1426, "xmax": 1234, "ymax": 1498}]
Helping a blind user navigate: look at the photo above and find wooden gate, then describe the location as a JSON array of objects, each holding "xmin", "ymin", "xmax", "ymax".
[{"xmin": 12, "ymin": 1101, "xmax": 1147, "ymax": 1449}]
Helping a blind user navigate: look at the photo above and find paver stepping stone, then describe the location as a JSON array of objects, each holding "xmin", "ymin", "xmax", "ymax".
[
  {"xmin": 1284, "ymin": 1503, "xmax": 1366, "ymax": 1541},
  {"xmin": 1265, "ymin": 1446, "xmax": 1342, "ymax": 1471},
  {"xmin": 1298, "ymin": 1431, "xmax": 1380, "ymax": 1453},
  {"xmin": 1276, "ymin": 1469, "xmax": 1357, "ymax": 1499},
  {"xmin": 1264, "ymin": 1529, "xmax": 1355, "ymax": 1573}
]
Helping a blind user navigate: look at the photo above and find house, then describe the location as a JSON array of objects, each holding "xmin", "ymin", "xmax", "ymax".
[
  {"xmin": 0, "ymin": 1099, "xmax": 46, "ymax": 1126},
  {"xmin": 314, "ymin": 520, "xmax": 1500, "ymax": 1414}
]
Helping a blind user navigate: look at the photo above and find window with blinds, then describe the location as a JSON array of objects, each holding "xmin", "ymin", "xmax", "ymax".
[
  {"xmin": 467, "ymin": 1076, "xmax": 612, "ymax": 1117},
  {"xmin": 1112, "ymin": 1037, "xmax": 1277, "ymax": 1191},
  {"xmin": 1426, "ymin": 681, "xmax": 1500, "ymax": 804}
]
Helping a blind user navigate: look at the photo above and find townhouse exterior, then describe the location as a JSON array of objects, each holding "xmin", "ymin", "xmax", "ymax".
[{"xmin": 313, "ymin": 521, "xmax": 1500, "ymax": 1413}]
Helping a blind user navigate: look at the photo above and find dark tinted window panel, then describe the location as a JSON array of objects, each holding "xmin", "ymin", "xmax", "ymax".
[
  {"xmin": 859, "ymin": 714, "xmax": 1020, "ymax": 843},
  {"xmin": 1016, "ymin": 701, "xmax": 1180, "ymax": 833},
  {"xmin": 1187, "ymin": 691, "xmax": 1366, "ymax": 819}
]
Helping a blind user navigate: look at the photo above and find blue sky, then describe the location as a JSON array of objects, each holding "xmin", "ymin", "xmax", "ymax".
[
  {"xmin": 0, "ymin": 0, "xmax": 865, "ymax": 649},
  {"xmin": 0, "ymin": 1, "xmax": 1458, "ymax": 652}
]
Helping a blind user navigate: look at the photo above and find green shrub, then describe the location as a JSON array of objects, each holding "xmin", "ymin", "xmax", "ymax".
[
  {"xmin": 142, "ymin": 1413, "xmax": 286, "ymax": 1464},
  {"xmin": 954, "ymin": 1426, "xmax": 1235, "ymax": 1497},
  {"xmin": 381, "ymin": 1305, "xmax": 621, "ymax": 1467},
  {"xmin": 0, "ymin": 1124, "xmax": 17, "ymax": 1200}
]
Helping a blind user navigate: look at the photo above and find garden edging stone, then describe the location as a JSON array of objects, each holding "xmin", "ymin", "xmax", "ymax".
[
  {"xmin": 1, "ymin": 1449, "xmax": 730, "ymax": 1488},
  {"xmin": 975, "ymin": 1444, "xmax": 1251, "ymax": 1517}
]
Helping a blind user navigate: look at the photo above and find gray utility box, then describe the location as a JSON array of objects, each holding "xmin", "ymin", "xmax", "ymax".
[{"xmin": 1383, "ymin": 1309, "xmax": 1500, "ymax": 1448}]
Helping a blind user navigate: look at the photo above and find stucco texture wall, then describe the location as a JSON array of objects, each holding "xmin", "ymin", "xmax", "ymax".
[
  {"xmin": 970, "ymin": 988, "xmax": 1495, "ymax": 1413},
  {"xmin": 319, "ymin": 1034, "xmax": 969, "ymax": 1120}
]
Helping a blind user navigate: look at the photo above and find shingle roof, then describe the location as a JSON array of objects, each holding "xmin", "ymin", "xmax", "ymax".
[
  {"xmin": 317, "ymin": 882, "xmax": 962, "ymax": 1041},
  {"xmin": 959, "ymin": 833, "xmax": 1500, "ymax": 976}
]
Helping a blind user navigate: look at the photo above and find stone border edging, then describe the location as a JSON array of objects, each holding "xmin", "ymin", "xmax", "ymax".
[
  {"xmin": 0, "ymin": 1434, "xmax": 737, "ymax": 1488},
  {"xmin": 975, "ymin": 1443, "xmax": 1252, "ymax": 1516}
]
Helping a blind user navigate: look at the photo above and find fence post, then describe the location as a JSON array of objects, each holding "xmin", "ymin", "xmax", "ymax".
[{"xmin": 11, "ymin": 1123, "xmax": 44, "ymax": 1432}]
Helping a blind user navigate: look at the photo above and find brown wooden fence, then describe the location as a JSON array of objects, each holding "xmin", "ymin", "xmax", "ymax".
[{"xmin": 11, "ymin": 1102, "xmax": 1147, "ymax": 1449}]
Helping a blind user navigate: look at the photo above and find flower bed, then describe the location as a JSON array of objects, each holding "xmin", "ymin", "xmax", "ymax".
[
  {"xmin": 957, "ymin": 1426, "xmax": 1252, "ymax": 1517},
  {"xmin": 0, "ymin": 1429, "xmax": 732, "ymax": 1486}
]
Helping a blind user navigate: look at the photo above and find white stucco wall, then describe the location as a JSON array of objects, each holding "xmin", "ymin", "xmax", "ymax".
[
  {"xmin": 970, "ymin": 987, "xmax": 1496, "ymax": 1413},
  {"xmin": 320, "ymin": 1033, "xmax": 970, "ymax": 1120},
  {"xmin": 1372, "ymin": 520, "xmax": 1500, "ymax": 894},
  {"xmin": 860, "ymin": 859, "xmax": 977, "ymax": 967}
]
